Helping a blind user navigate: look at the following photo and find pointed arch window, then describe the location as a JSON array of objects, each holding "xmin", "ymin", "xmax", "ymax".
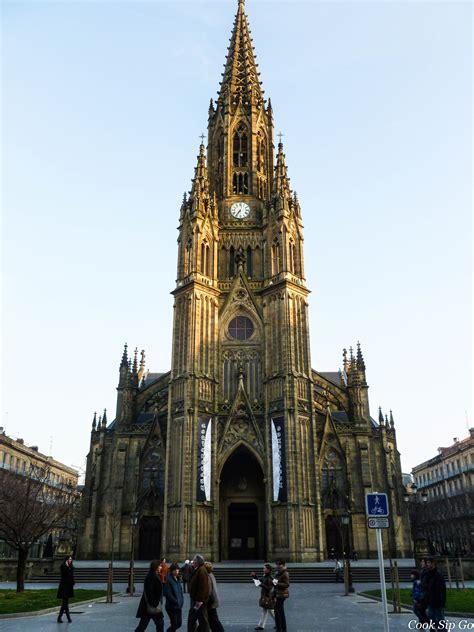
[
  {"xmin": 185, "ymin": 239, "xmax": 192, "ymax": 275},
  {"xmin": 229, "ymin": 246, "xmax": 235, "ymax": 278},
  {"xmin": 201, "ymin": 240, "xmax": 211, "ymax": 277},
  {"xmin": 233, "ymin": 125, "xmax": 248, "ymax": 167},
  {"xmin": 217, "ymin": 133, "xmax": 224, "ymax": 197},
  {"xmin": 289, "ymin": 240, "xmax": 298, "ymax": 274},
  {"xmin": 321, "ymin": 449, "xmax": 346, "ymax": 509},
  {"xmin": 272, "ymin": 239, "xmax": 281, "ymax": 275},
  {"xmin": 256, "ymin": 132, "xmax": 266, "ymax": 174},
  {"xmin": 233, "ymin": 172, "xmax": 249, "ymax": 195},
  {"xmin": 246, "ymin": 246, "xmax": 253, "ymax": 278}
]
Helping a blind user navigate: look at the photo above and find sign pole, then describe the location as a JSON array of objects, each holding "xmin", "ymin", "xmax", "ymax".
[{"xmin": 376, "ymin": 527, "xmax": 390, "ymax": 632}]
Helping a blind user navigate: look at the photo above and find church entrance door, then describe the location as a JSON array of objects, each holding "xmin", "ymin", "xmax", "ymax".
[
  {"xmin": 138, "ymin": 516, "xmax": 161, "ymax": 560},
  {"xmin": 325, "ymin": 515, "xmax": 343, "ymax": 558},
  {"xmin": 228, "ymin": 503, "xmax": 259, "ymax": 559},
  {"xmin": 219, "ymin": 446, "xmax": 265, "ymax": 560}
]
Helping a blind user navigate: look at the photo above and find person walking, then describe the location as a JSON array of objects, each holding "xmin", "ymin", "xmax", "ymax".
[
  {"xmin": 251, "ymin": 563, "xmax": 275, "ymax": 630},
  {"xmin": 181, "ymin": 560, "xmax": 192, "ymax": 594},
  {"xmin": 410, "ymin": 569, "xmax": 429, "ymax": 625},
  {"xmin": 164, "ymin": 563, "xmax": 184, "ymax": 632},
  {"xmin": 160, "ymin": 558, "xmax": 170, "ymax": 584},
  {"xmin": 135, "ymin": 560, "xmax": 165, "ymax": 632},
  {"xmin": 273, "ymin": 560, "xmax": 289, "ymax": 632},
  {"xmin": 204, "ymin": 562, "xmax": 224, "ymax": 632},
  {"xmin": 187, "ymin": 554, "xmax": 210, "ymax": 632},
  {"xmin": 57, "ymin": 555, "xmax": 75, "ymax": 623},
  {"xmin": 333, "ymin": 558, "xmax": 343, "ymax": 583},
  {"xmin": 424, "ymin": 558, "xmax": 446, "ymax": 629}
]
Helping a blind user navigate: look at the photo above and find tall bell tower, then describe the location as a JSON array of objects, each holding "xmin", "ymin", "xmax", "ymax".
[{"xmin": 163, "ymin": 0, "xmax": 323, "ymax": 562}]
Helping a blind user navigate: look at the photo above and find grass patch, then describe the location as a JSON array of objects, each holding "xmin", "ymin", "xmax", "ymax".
[
  {"xmin": 364, "ymin": 588, "xmax": 474, "ymax": 614},
  {"xmin": 0, "ymin": 589, "xmax": 107, "ymax": 615}
]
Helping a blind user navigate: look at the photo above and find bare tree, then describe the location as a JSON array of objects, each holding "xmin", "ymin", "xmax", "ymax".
[{"xmin": 0, "ymin": 465, "xmax": 76, "ymax": 592}]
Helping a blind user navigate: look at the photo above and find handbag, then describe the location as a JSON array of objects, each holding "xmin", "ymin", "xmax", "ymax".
[
  {"xmin": 144, "ymin": 588, "xmax": 163, "ymax": 616},
  {"xmin": 259, "ymin": 594, "xmax": 276, "ymax": 610}
]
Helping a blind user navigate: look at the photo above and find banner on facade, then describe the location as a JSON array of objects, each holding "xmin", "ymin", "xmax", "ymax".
[
  {"xmin": 271, "ymin": 417, "xmax": 287, "ymax": 502},
  {"xmin": 197, "ymin": 418, "xmax": 212, "ymax": 501}
]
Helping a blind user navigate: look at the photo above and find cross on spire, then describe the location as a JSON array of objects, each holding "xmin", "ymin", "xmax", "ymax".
[
  {"xmin": 199, "ymin": 133, "xmax": 205, "ymax": 144},
  {"xmin": 277, "ymin": 131, "xmax": 284, "ymax": 144}
]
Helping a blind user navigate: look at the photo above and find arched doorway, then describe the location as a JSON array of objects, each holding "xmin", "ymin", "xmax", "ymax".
[
  {"xmin": 219, "ymin": 446, "xmax": 265, "ymax": 560},
  {"xmin": 138, "ymin": 516, "xmax": 161, "ymax": 560},
  {"xmin": 325, "ymin": 515, "xmax": 343, "ymax": 558}
]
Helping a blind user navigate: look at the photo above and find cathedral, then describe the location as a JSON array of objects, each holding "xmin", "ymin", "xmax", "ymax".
[{"xmin": 78, "ymin": 0, "xmax": 411, "ymax": 562}]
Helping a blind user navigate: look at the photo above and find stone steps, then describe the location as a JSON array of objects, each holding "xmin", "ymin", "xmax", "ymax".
[{"xmin": 32, "ymin": 566, "xmax": 412, "ymax": 584}]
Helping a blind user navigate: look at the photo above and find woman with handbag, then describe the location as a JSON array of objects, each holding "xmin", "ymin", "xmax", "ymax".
[
  {"xmin": 135, "ymin": 560, "xmax": 164, "ymax": 632},
  {"xmin": 251, "ymin": 563, "xmax": 275, "ymax": 631}
]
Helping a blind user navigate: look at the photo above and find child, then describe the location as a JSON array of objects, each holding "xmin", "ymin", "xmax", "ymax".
[{"xmin": 411, "ymin": 569, "xmax": 428, "ymax": 624}]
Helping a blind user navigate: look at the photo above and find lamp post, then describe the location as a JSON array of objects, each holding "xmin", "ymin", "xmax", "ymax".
[
  {"xmin": 404, "ymin": 483, "xmax": 429, "ymax": 559},
  {"xmin": 341, "ymin": 512, "xmax": 355, "ymax": 594},
  {"xmin": 127, "ymin": 512, "xmax": 139, "ymax": 596}
]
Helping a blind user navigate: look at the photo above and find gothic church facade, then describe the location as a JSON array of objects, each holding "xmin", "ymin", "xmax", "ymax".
[{"xmin": 78, "ymin": 0, "xmax": 411, "ymax": 562}]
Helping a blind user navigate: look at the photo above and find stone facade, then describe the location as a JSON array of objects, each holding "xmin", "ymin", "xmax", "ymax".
[
  {"xmin": 411, "ymin": 430, "xmax": 474, "ymax": 555},
  {"xmin": 78, "ymin": 0, "xmax": 411, "ymax": 562},
  {"xmin": 0, "ymin": 428, "xmax": 79, "ymax": 558}
]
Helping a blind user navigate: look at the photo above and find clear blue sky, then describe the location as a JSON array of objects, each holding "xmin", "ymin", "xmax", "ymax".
[{"xmin": 2, "ymin": 0, "xmax": 472, "ymax": 478}]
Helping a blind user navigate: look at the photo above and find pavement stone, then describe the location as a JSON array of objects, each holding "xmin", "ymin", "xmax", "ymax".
[{"xmin": 0, "ymin": 582, "xmax": 471, "ymax": 632}]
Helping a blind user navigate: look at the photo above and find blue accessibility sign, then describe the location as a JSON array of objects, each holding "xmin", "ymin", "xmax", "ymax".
[{"xmin": 366, "ymin": 492, "xmax": 389, "ymax": 517}]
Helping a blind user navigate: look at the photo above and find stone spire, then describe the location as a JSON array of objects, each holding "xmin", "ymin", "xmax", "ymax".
[
  {"xmin": 92, "ymin": 411, "xmax": 97, "ymax": 431},
  {"xmin": 273, "ymin": 141, "xmax": 291, "ymax": 199},
  {"xmin": 191, "ymin": 143, "xmax": 209, "ymax": 198},
  {"xmin": 218, "ymin": 0, "xmax": 263, "ymax": 106}
]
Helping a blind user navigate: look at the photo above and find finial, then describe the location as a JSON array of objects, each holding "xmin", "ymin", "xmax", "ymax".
[
  {"xmin": 385, "ymin": 414, "xmax": 389, "ymax": 425},
  {"xmin": 356, "ymin": 341, "xmax": 366, "ymax": 371},
  {"xmin": 102, "ymin": 408, "xmax": 107, "ymax": 427},
  {"xmin": 120, "ymin": 342, "xmax": 128, "ymax": 368},
  {"xmin": 378, "ymin": 406, "xmax": 384, "ymax": 424},
  {"xmin": 199, "ymin": 133, "xmax": 205, "ymax": 146},
  {"xmin": 138, "ymin": 350, "xmax": 146, "ymax": 381},
  {"xmin": 342, "ymin": 348, "xmax": 348, "ymax": 369},
  {"xmin": 92, "ymin": 412, "xmax": 97, "ymax": 431},
  {"xmin": 132, "ymin": 347, "xmax": 138, "ymax": 374},
  {"xmin": 277, "ymin": 131, "xmax": 284, "ymax": 147},
  {"xmin": 389, "ymin": 410, "xmax": 395, "ymax": 427},
  {"xmin": 98, "ymin": 414, "xmax": 102, "ymax": 429}
]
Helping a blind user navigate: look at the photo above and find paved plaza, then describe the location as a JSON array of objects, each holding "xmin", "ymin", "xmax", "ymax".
[{"xmin": 0, "ymin": 582, "xmax": 471, "ymax": 632}]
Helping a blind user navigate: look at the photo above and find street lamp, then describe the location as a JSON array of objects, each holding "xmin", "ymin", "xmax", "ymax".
[
  {"xmin": 404, "ymin": 483, "xmax": 429, "ymax": 558},
  {"xmin": 341, "ymin": 512, "xmax": 355, "ymax": 594},
  {"xmin": 127, "ymin": 512, "xmax": 139, "ymax": 596}
]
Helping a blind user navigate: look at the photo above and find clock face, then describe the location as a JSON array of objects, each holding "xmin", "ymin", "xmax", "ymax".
[{"xmin": 230, "ymin": 202, "xmax": 250, "ymax": 220}]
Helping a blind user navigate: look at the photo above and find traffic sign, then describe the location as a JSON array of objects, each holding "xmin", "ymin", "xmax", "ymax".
[
  {"xmin": 368, "ymin": 517, "xmax": 389, "ymax": 529},
  {"xmin": 366, "ymin": 492, "xmax": 389, "ymax": 517}
]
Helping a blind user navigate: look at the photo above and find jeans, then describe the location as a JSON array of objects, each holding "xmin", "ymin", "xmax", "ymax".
[
  {"xmin": 274, "ymin": 598, "xmax": 286, "ymax": 631},
  {"xmin": 166, "ymin": 607, "xmax": 183, "ymax": 631},
  {"xmin": 427, "ymin": 606, "xmax": 446, "ymax": 629},
  {"xmin": 135, "ymin": 613, "xmax": 165, "ymax": 632},
  {"xmin": 258, "ymin": 607, "xmax": 275, "ymax": 628},
  {"xmin": 414, "ymin": 602, "xmax": 429, "ymax": 624}
]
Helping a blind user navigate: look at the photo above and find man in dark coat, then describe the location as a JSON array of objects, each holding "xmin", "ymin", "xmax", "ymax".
[
  {"xmin": 57, "ymin": 556, "xmax": 74, "ymax": 623},
  {"xmin": 273, "ymin": 560, "xmax": 289, "ymax": 632},
  {"xmin": 424, "ymin": 558, "xmax": 446, "ymax": 629},
  {"xmin": 135, "ymin": 560, "xmax": 164, "ymax": 632},
  {"xmin": 164, "ymin": 563, "xmax": 184, "ymax": 632},
  {"xmin": 187, "ymin": 554, "xmax": 210, "ymax": 632},
  {"xmin": 181, "ymin": 560, "xmax": 192, "ymax": 594}
]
